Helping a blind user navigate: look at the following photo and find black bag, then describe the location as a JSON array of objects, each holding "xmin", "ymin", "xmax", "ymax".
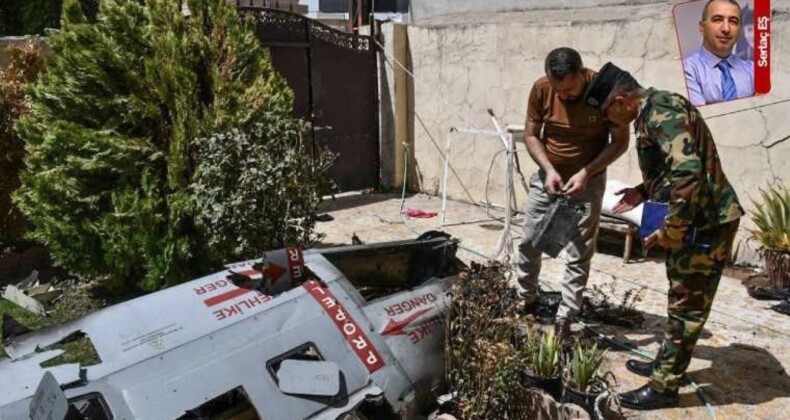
[{"xmin": 531, "ymin": 196, "xmax": 586, "ymax": 258}]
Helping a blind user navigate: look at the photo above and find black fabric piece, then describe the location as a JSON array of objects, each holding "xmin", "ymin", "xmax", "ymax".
[
  {"xmin": 771, "ymin": 300, "xmax": 790, "ymax": 316},
  {"xmin": 315, "ymin": 213, "xmax": 334, "ymax": 222},
  {"xmin": 747, "ymin": 286, "xmax": 790, "ymax": 301},
  {"xmin": 537, "ymin": 290, "xmax": 562, "ymax": 324},
  {"xmin": 2, "ymin": 313, "xmax": 32, "ymax": 345},
  {"xmin": 583, "ymin": 62, "xmax": 631, "ymax": 108},
  {"xmin": 531, "ymin": 196, "xmax": 586, "ymax": 258}
]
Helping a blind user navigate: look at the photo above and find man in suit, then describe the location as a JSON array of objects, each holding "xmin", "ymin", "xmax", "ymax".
[{"xmin": 684, "ymin": 0, "xmax": 754, "ymax": 105}]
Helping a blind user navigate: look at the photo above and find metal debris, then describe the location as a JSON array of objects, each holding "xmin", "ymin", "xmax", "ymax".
[
  {"xmin": 1, "ymin": 269, "xmax": 63, "ymax": 315},
  {"xmin": 2, "ymin": 284, "xmax": 46, "ymax": 315}
]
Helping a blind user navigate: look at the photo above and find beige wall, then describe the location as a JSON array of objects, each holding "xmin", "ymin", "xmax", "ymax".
[{"xmin": 382, "ymin": 2, "xmax": 789, "ymax": 263}]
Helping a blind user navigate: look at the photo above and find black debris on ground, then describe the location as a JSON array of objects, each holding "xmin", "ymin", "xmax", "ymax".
[{"xmin": 770, "ymin": 300, "xmax": 790, "ymax": 316}]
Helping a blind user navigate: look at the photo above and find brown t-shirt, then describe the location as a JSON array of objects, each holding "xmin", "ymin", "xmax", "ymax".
[{"xmin": 526, "ymin": 68, "xmax": 610, "ymax": 180}]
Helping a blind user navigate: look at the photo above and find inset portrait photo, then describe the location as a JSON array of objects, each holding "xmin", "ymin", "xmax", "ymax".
[{"xmin": 673, "ymin": 0, "xmax": 757, "ymax": 106}]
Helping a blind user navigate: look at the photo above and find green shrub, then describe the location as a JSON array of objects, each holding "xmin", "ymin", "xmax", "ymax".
[
  {"xmin": 749, "ymin": 184, "xmax": 790, "ymax": 253},
  {"xmin": 0, "ymin": 0, "xmax": 60, "ymax": 36},
  {"xmin": 193, "ymin": 122, "xmax": 333, "ymax": 258},
  {"xmin": 15, "ymin": 0, "xmax": 330, "ymax": 291},
  {"xmin": 565, "ymin": 341, "xmax": 607, "ymax": 392},
  {"xmin": 530, "ymin": 329, "xmax": 561, "ymax": 379}
]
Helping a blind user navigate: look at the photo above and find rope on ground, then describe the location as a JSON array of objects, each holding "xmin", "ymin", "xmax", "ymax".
[
  {"xmin": 537, "ymin": 279, "xmax": 717, "ymax": 419},
  {"xmin": 529, "ymin": 246, "xmax": 790, "ymax": 340}
]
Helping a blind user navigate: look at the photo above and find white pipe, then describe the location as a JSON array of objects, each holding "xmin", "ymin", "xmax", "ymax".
[{"xmin": 440, "ymin": 128, "xmax": 455, "ymax": 225}]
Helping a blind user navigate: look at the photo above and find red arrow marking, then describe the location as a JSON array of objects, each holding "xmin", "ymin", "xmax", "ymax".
[{"xmin": 381, "ymin": 308, "xmax": 432, "ymax": 336}]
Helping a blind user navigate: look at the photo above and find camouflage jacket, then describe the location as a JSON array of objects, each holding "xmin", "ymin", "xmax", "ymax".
[{"xmin": 634, "ymin": 88, "xmax": 744, "ymax": 242}]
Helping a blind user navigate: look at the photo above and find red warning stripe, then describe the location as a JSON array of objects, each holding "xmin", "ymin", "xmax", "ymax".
[
  {"xmin": 203, "ymin": 287, "xmax": 254, "ymax": 307},
  {"xmin": 303, "ymin": 281, "xmax": 385, "ymax": 373}
]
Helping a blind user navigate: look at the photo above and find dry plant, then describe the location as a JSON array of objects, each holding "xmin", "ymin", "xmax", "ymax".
[
  {"xmin": 582, "ymin": 281, "xmax": 646, "ymax": 328},
  {"xmin": 444, "ymin": 262, "xmax": 533, "ymax": 419}
]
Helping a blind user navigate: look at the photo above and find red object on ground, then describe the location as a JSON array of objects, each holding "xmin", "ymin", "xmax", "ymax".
[{"xmin": 402, "ymin": 208, "xmax": 438, "ymax": 218}]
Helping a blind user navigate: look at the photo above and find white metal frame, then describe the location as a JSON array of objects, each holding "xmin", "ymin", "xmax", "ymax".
[{"xmin": 440, "ymin": 112, "xmax": 524, "ymax": 261}]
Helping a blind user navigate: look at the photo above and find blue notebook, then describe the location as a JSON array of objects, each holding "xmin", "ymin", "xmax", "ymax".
[
  {"xmin": 639, "ymin": 201, "xmax": 668, "ymax": 239},
  {"xmin": 639, "ymin": 201, "xmax": 707, "ymax": 247}
]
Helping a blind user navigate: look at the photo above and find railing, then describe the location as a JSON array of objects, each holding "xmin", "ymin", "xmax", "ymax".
[
  {"xmin": 238, "ymin": 8, "xmax": 375, "ymax": 53},
  {"xmin": 231, "ymin": 0, "xmax": 308, "ymax": 14}
]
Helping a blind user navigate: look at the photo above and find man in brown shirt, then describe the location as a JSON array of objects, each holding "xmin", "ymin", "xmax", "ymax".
[{"xmin": 516, "ymin": 48, "xmax": 629, "ymax": 338}]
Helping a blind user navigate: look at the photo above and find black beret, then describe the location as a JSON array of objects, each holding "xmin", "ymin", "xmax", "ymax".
[{"xmin": 583, "ymin": 62, "xmax": 632, "ymax": 109}]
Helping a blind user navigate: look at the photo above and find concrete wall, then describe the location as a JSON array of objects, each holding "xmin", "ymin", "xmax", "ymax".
[
  {"xmin": 410, "ymin": 0, "xmax": 667, "ymax": 22},
  {"xmin": 382, "ymin": 2, "xmax": 790, "ymax": 263}
]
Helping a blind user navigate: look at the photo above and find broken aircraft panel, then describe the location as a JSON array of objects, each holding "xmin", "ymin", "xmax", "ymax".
[{"xmin": 0, "ymin": 232, "xmax": 462, "ymax": 420}]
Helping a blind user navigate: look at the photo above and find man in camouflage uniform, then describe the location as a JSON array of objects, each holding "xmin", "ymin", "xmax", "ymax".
[{"xmin": 583, "ymin": 63, "xmax": 744, "ymax": 409}]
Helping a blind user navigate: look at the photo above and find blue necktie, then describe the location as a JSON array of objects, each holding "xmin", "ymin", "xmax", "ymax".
[{"xmin": 717, "ymin": 60, "xmax": 737, "ymax": 101}]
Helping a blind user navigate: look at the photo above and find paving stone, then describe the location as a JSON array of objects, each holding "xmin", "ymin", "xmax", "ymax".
[{"xmin": 316, "ymin": 192, "xmax": 790, "ymax": 420}]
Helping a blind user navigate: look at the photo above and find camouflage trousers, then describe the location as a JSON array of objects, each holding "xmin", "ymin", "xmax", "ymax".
[{"xmin": 650, "ymin": 219, "xmax": 740, "ymax": 392}]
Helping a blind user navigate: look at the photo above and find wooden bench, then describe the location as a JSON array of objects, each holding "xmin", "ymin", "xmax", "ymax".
[{"xmin": 599, "ymin": 215, "xmax": 639, "ymax": 264}]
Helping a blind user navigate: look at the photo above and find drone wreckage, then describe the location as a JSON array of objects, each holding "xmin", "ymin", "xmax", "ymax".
[{"xmin": 0, "ymin": 232, "xmax": 463, "ymax": 420}]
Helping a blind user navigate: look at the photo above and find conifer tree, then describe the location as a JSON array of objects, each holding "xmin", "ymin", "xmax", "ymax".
[{"xmin": 15, "ymin": 0, "xmax": 330, "ymax": 291}]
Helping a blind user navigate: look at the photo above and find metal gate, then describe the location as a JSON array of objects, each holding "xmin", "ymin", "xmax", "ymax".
[{"xmin": 240, "ymin": 8, "xmax": 379, "ymax": 192}]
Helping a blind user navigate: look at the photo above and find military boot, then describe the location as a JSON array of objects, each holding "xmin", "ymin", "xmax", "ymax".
[{"xmin": 619, "ymin": 384, "xmax": 679, "ymax": 410}]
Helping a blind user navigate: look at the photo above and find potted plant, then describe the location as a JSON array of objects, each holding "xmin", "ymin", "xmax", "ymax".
[
  {"xmin": 523, "ymin": 329, "xmax": 562, "ymax": 400},
  {"xmin": 749, "ymin": 184, "xmax": 790, "ymax": 290},
  {"xmin": 562, "ymin": 341, "xmax": 608, "ymax": 414}
]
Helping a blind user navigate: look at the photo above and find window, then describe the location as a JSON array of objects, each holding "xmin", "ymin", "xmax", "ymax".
[
  {"xmin": 266, "ymin": 342, "xmax": 324, "ymax": 383},
  {"xmin": 65, "ymin": 393, "xmax": 112, "ymax": 420},
  {"xmin": 176, "ymin": 386, "xmax": 260, "ymax": 420},
  {"xmin": 266, "ymin": 343, "xmax": 348, "ymax": 407}
]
